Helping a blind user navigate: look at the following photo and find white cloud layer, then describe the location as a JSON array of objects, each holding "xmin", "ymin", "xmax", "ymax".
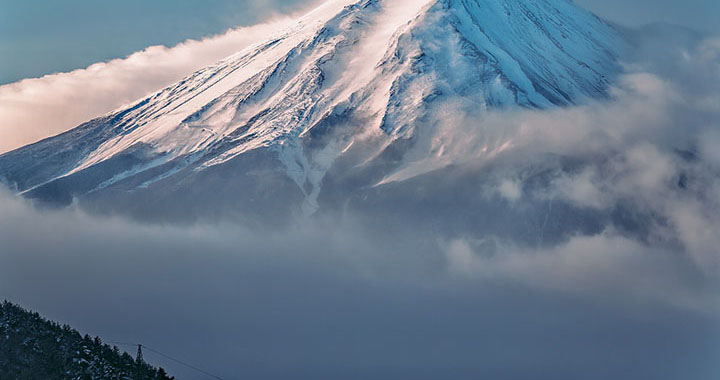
[
  {"xmin": 0, "ymin": 176, "xmax": 718, "ymax": 378},
  {"xmin": 0, "ymin": 14, "xmax": 306, "ymax": 154},
  {"xmin": 423, "ymin": 35, "xmax": 720, "ymax": 311}
]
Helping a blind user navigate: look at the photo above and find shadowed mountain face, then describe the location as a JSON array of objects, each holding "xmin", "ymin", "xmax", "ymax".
[{"xmin": 0, "ymin": 0, "xmax": 624, "ymax": 226}]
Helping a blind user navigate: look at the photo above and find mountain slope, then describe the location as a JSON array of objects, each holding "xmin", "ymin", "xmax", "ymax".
[
  {"xmin": 0, "ymin": 0, "xmax": 625, "ymax": 221},
  {"xmin": 0, "ymin": 301, "xmax": 172, "ymax": 380}
]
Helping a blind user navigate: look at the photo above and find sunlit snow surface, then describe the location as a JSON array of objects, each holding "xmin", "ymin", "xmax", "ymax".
[{"xmin": 0, "ymin": 0, "xmax": 624, "ymax": 216}]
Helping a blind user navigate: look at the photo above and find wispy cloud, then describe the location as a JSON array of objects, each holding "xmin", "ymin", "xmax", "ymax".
[{"xmin": 0, "ymin": 13, "xmax": 306, "ymax": 154}]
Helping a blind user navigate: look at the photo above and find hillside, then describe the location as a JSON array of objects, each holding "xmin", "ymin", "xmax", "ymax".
[{"xmin": 0, "ymin": 301, "xmax": 172, "ymax": 380}]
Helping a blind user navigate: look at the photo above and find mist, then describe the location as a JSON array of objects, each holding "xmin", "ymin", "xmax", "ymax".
[{"xmin": 1, "ymin": 183, "xmax": 719, "ymax": 379}]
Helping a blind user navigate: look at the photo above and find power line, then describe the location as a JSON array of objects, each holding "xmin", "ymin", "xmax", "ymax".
[
  {"xmin": 107, "ymin": 341, "xmax": 137, "ymax": 346},
  {"xmin": 142, "ymin": 345, "xmax": 226, "ymax": 380},
  {"xmin": 107, "ymin": 341, "xmax": 226, "ymax": 380}
]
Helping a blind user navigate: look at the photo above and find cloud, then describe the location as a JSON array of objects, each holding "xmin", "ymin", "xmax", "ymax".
[
  {"xmin": 444, "ymin": 231, "xmax": 719, "ymax": 313},
  {"xmin": 375, "ymin": 29, "xmax": 720, "ymax": 311},
  {"xmin": 497, "ymin": 179, "xmax": 522, "ymax": 202},
  {"xmin": 1, "ymin": 186, "xmax": 719, "ymax": 379},
  {"xmin": 0, "ymin": 11, "xmax": 309, "ymax": 154}
]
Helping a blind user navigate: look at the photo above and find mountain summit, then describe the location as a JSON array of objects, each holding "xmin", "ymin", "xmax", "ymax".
[{"xmin": 0, "ymin": 0, "xmax": 624, "ymax": 220}]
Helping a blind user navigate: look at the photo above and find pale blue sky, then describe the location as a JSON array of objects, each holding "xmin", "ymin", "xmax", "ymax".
[
  {"xmin": 576, "ymin": 0, "xmax": 719, "ymax": 33},
  {"xmin": 0, "ymin": 0, "xmax": 314, "ymax": 84},
  {"xmin": 1, "ymin": 0, "xmax": 717, "ymax": 84}
]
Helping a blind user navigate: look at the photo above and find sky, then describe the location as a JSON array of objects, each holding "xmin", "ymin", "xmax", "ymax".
[
  {"xmin": 0, "ymin": 0, "xmax": 320, "ymax": 84},
  {"xmin": 576, "ymin": 0, "xmax": 719, "ymax": 34},
  {"xmin": 0, "ymin": 0, "xmax": 718, "ymax": 84}
]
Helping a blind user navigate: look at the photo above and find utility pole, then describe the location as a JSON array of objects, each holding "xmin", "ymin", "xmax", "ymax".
[{"xmin": 136, "ymin": 344, "xmax": 144, "ymax": 380}]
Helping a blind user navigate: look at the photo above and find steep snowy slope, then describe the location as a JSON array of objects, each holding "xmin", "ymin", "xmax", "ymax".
[{"xmin": 0, "ymin": 0, "xmax": 625, "ymax": 220}]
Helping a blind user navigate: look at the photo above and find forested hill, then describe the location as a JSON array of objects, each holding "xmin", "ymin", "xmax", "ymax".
[{"xmin": 0, "ymin": 301, "xmax": 173, "ymax": 379}]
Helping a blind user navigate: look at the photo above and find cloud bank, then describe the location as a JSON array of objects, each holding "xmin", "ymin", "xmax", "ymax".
[
  {"xmin": 1, "ymin": 185, "xmax": 719, "ymax": 379},
  {"xmin": 383, "ymin": 31, "xmax": 720, "ymax": 316},
  {"xmin": 0, "ymin": 10, "xmax": 312, "ymax": 154}
]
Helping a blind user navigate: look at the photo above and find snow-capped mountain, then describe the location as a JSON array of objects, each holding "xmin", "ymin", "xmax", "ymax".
[{"xmin": 0, "ymin": 0, "xmax": 624, "ymax": 221}]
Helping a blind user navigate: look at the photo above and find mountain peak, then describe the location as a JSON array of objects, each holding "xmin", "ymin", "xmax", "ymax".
[{"xmin": 0, "ymin": 0, "xmax": 625, "ymax": 220}]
